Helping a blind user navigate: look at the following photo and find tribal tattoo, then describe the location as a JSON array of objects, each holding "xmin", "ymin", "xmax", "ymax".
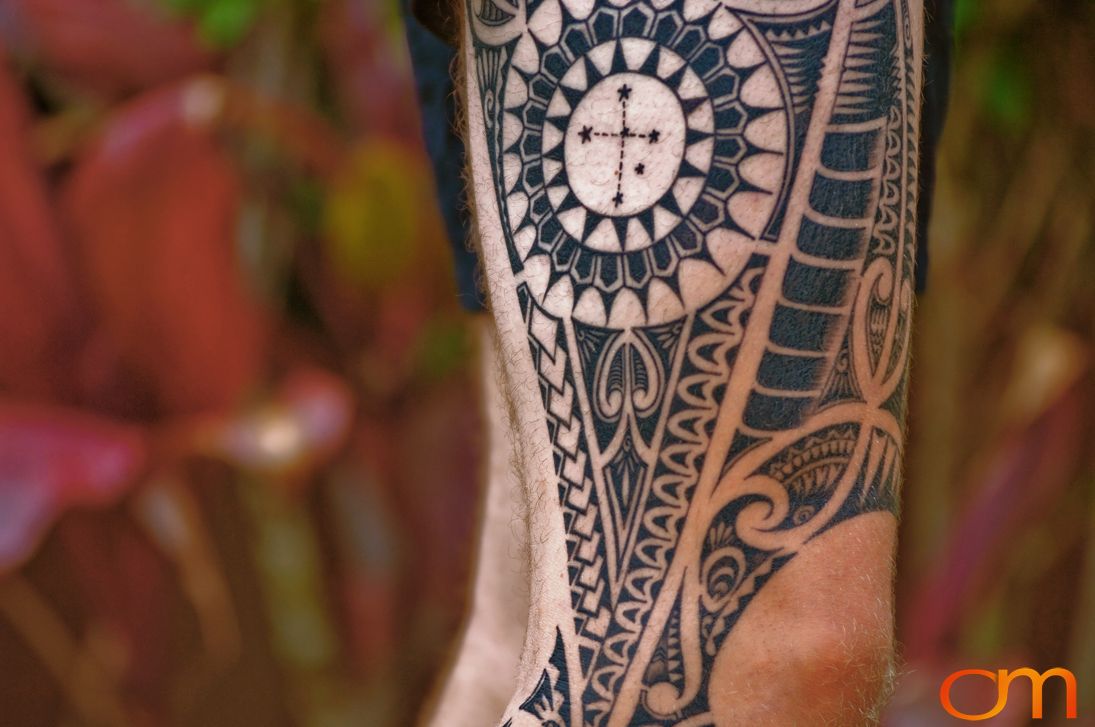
[{"xmin": 465, "ymin": 0, "xmax": 919, "ymax": 724}]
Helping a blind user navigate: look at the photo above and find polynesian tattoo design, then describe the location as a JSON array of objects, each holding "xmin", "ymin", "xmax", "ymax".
[{"xmin": 469, "ymin": 0, "xmax": 918, "ymax": 724}]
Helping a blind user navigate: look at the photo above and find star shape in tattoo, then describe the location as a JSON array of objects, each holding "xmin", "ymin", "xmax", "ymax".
[
  {"xmin": 634, "ymin": 163, "xmax": 645, "ymax": 175},
  {"xmin": 647, "ymin": 129, "xmax": 661, "ymax": 144},
  {"xmin": 613, "ymin": 191, "xmax": 624, "ymax": 207},
  {"xmin": 617, "ymin": 84, "xmax": 632, "ymax": 101}
]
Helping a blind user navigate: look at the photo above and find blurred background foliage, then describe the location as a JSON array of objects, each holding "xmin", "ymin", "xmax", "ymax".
[
  {"xmin": 892, "ymin": 0, "xmax": 1095, "ymax": 723},
  {"xmin": 0, "ymin": 1, "xmax": 478, "ymax": 725},
  {"xmin": 0, "ymin": 0, "xmax": 1089, "ymax": 726}
]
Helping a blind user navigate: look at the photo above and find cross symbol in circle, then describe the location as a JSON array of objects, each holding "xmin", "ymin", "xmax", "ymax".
[{"xmin": 575, "ymin": 82, "xmax": 662, "ymax": 209}]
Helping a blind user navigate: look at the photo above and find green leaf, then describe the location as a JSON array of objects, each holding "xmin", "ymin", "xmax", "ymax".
[
  {"xmin": 197, "ymin": 0, "xmax": 260, "ymax": 48},
  {"xmin": 982, "ymin": 50, "xmax": 1032, "ymax": 131},
  {"xmin": 953, "ymin": 0, "xmax": 979, "ymax": 40},
  {"xmin": 414, "ymin": 318, "xmax": 471, "ymax": 381},
  {"xmin": 322, "ymin": 143, "xmax": 424, "ymax": 290}
]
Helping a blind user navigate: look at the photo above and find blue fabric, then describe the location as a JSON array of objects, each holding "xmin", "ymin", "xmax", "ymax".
[{"xmin": 403, "ymin": 0, "xmax": 485, "ymax": 311}]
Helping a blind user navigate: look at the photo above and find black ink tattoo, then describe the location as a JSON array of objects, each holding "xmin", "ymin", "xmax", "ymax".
[
  {"xmin": 502, "ymin": 629, "xmax": 573, "ymax": 727},
  {"xmin": 466, "ymin": 0, "xmax": 919, "ymax": 723}
]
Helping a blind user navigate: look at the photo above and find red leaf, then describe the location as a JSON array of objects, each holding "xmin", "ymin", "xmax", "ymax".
[
  {"xmin": 902, "ymin": 380, "xmax": 1087, "ymax": 662},
  {"xmin": 0, "ymin": 48, "xmax": 82, "ymax": 397},
  {"xmin": 0, "ymin": 403, "xmax": 146, "ymax": 574},
  {"xmin": 317, "ymin": 0, "xmax": 420, "ymax": 141},
  {"xmin": 64, "ymin": 83, "xmax": 268, "ymax": 416},
  {"xmin": 0, "ymin": 0, "xmax": 212, "ymax": 97}
]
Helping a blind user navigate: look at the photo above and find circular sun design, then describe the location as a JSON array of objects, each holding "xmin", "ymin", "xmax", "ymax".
[
  {"xmin": 499, "ymin": 2, "xmax": 787, "ymax": 325},
  {"xmin": 560, "ymin": 67, "xmax": 690, "ymax": 229}
]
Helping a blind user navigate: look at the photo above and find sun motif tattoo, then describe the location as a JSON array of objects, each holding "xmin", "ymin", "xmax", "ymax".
[
  {"xmin": 464, "ymin": 0, "xmax": 921, "ymax": 724},
  {"xmin": 478, "ymin": 0, "xmax": 771, "ymax": 324}
]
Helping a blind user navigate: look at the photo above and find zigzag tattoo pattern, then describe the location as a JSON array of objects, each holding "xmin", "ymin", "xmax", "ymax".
[{"xmin": 466, "ymin": 0, "xmax": 919, "ymax": 723}]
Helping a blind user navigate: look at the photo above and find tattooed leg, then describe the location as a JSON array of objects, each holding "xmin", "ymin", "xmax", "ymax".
[{"xmin": 459, "ymin": 0, "xmax": 922, "ymax": 723}]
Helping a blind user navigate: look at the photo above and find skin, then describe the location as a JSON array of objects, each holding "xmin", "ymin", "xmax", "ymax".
[
  {"xmin": 426, "ymin": 322, "xmax": 531, "ymax": 727},
  {"xmin": 430, "ymin": 0, "xmax": 923, "ymax": 723}
]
